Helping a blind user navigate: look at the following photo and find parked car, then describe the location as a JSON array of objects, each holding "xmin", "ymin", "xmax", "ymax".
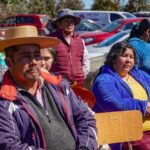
[
  {"xmin": 75, "ymin": 19, "xmax": 101, "ymax": 34},
  {"xmin": 44, "ymin": 19, "xmax": 55, "ymax": 34},
  {"xmin": 133, "ymin": 11, "xmax": 150, "ymax": 17},
  {"xmin": 0, "ymin": 14, "xmax": 49, "ymax": 35},
  {"xmin": 45, "ymin": 19, "xmax": 101, "ymax": 35},
  {"xmin": 73, "ymin": 10, "xmax": 136, "ymax": 28},
  {"xmin": 87, "ymin": 30, "xmax": 130, "ymax": 59},
  {"xmin": 80, "ymin": 17, "xmax": 143, "ymax": 45}
]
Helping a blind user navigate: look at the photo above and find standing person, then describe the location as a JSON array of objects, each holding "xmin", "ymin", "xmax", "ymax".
[
  {"xmin": 48, "ymin": 9, "xmax": 90, "ymax": 86},
  {"xmin": 0, "ymin": 25, "xmax": 98, "ymax": 150},
  {"xmin": 92, "ymin": 42, "xmax": 150, "ymax": 150},
  {"xmin": 128, "ymin": 18, "xmax": 150, "ymax": 74}
]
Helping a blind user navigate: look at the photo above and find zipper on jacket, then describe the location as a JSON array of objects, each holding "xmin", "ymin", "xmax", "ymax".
[
  {"xmin": 69, "ymin": 52, "xmax": 72, "ymax": 59},
  {"xmin": 69, "ymin": 51, "xmax": 73, "ymax": 81},
  {"xmin": 45, "ymin": 109, "xmax": 51, "ymax": 122}
]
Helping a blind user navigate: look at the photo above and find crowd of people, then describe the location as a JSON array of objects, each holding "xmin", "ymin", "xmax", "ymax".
[{"xmin": 0, "ymin": 8, "xmax": 149, "ymax": 150}]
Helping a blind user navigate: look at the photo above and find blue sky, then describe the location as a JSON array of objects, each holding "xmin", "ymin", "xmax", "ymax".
[
  {"xmin": 82, "ymin": 0, "xmax": 94, "ymax": 9},
  {"xmin": 82, "ymin": 0, "xmax": 128, "ymax": 9}
]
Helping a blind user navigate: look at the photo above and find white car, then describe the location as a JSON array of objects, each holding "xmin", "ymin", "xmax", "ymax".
[
  {"xmin": 87, "ymin": 30, "xmax": 130, "ymax": 59},
  {"xmin": 75, "ymin": 19, "xmax": 101, "ymax": 34},
  {"xmin": 73, "ymin": 10, "xmax": 136, "ymax": 28}
]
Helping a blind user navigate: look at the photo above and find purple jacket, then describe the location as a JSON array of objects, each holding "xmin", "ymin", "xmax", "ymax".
[{"xmin": 0, "ymin": 71, "xmax": 98, "ymax": 150}]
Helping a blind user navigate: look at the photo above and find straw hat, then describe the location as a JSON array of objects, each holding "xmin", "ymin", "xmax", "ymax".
[
  {"xmin": 0, "ymin": 25, "xmax": 60, "ymax": 52},
  {"xmin": 51, "ymin": 9, "xmax": 81, "ymax": 28}
]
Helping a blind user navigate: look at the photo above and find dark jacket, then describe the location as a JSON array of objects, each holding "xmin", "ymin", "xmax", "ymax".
[{"xmin": 0, "ymin": 71, "xmax": 98, "ymax": 150}]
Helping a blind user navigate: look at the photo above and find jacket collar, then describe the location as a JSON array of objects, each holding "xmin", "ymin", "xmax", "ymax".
[
  {"xmin": 100, "ymin": 65, "xmax": 139, "ymax": 76},
  {"xmin": 40, "ymin": 70, "xmax": 62, "ymax": 86},
  {"xmin": 0, "ymin": 71, "xmax": 17, "ymax": 101},
  {"xmin": 0, "ymin": 70, "xmax": 62, "ymax": 101}
]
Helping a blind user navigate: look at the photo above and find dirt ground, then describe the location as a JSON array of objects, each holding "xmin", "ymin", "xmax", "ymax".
[{"xmin": 84, "ymin": 55, "xmax": 106, "ymax": 89}]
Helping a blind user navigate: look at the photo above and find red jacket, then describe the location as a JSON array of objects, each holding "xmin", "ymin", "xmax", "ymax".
[{"xmin": 49, "ymin": 30, "xmax": 85, "ymax": 85}]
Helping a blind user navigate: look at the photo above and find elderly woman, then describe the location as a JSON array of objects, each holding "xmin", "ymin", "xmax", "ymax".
[{"xmin": 92, "ymin": 42, "xmax": 150, "ymax": 150}]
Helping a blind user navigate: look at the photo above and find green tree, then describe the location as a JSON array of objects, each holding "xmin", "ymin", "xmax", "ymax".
[
  {"xmin": 0, "ymin": 2, "xmax": 7, "ymax": 20},
  {"xmin": 0, "ymin": 0, "xmax": 84, "ymax": 20},
  {"xmin": 92, "ymin": 0, "xmax": 120, "ymax": 11},
  {"xmin": 123, "ymin": 0, "xmax": 150, "ymax": 12},
  {"xmin": 123, "ymin": 0, "xmax": 136, "ymax": 12},
  {"xmin": 56, "ymin": 0, "xmax": 84, "ymax": 11}
]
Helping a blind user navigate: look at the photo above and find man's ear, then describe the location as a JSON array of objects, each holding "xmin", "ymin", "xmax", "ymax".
[{"xmin": 5, "ymin": 57, "xmax": 13, "ymax": 70}]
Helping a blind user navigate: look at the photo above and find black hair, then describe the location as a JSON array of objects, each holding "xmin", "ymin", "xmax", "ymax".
[
  {"xmin": 129, "ymin": 24, "xmax": 139, "ymax": 39},
  {"xmin": 5, "ymin": 44, "xmax": 40, "ymax": 62},
  {"xmin": 5, "ymin": 46, "xmax": 18, "ymax": 58},
  {"xmin": 138, "ymin": 18, "xmax": 150, "ymax": 37},
  {"xmin": 129, "ymin": 18, "xmax": 150, "ymax": 38},
  {"xmin": 104, "ymin": 41, "xmax": 137, "ymax": 66}
]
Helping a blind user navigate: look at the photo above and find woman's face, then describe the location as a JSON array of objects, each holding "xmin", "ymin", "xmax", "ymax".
[
  {"xmin": 112, "ymin": 48, "xmax": 135, "ymax": 77},
  {"xmin": 41, "ymin": 49, "xmax": 54, "ymax": 71}
]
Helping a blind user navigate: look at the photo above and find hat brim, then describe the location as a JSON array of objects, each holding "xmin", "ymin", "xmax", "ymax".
[
  {"xmin": 0, "ymin": 36, "xmax": 60, "ymax": 52},
  {"xmin": 51, "ymin": 15, "xmax": 81, "ymax": 29}
]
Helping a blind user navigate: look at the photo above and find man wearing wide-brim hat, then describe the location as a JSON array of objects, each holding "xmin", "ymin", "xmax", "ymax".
[
  {"xmin": 0, "ymin": 26, "xmax": 97, "ymax": 149},
  {"xmin": 49, "ymin": 9, "xmax": 90, "ymax": 86}
]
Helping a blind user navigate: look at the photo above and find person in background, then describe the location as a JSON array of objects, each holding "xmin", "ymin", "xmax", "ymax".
[
  {"xmin": 41, "ymin": 48, "xmax": 55, "ymax": 71},
  {"xmin": 40, "ymin": 47, "xmax": 96, "ymax": 108},
  {"xmin": 0, "ymin": 25, "xmax": 98, "ymax": 150},
  {"xmin": 92, "ymin": 42, "xmax": 150, "ymax": 150},
  {"xmin": 48, "ymin": 8, "xmax": 90, "ymax": 86},
  {"xmin": 128, "ymin": 18, "xmax": 150, "ymax": 74}
]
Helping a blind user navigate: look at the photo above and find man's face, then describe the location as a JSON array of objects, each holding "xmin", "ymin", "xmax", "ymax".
[
  {"xmin": 57, "ymin": 17, "xmax": 75, "ymax": 34},
  {"xmin": 6, "ymin": 45, "xmax": 42, "ymax": 85}
]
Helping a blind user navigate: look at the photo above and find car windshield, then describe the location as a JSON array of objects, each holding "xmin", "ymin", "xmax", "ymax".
[
  {"xmin": 123, "ymin": 12, "xmax": 136, "ymax": 18},
  {"xmin": 75, "ymin": 20, "xmax": 101, "ymax": 33},
  {"xmin": 95, "ymin": 31, "xmax": 128, "ymax": 47},
  {"xmin": 101, "ymin": 20, "xmax": 123, "ymax": 32}
]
